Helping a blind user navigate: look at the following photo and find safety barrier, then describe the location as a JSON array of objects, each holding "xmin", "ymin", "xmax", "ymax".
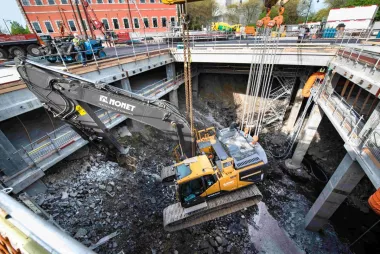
[{"xmin": 318, "ymin": 87, "xmax": 365, "ymax": 147}]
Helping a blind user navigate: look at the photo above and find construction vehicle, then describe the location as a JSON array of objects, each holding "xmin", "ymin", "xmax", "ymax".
[
  {"xmin": 0, "ymin": 34, "xmax": 44, "ymax": 59},
  {"xmin": 39, "ymin": 36, "xmax": 106, "ymax": 63},
  {"xmin": 212, "ymin": 22, "xmax": 242, "ymax": 32},
  {"xmin": 161, "ymin": 125, "xmax": 266, "ymax": 231},
  {"xmin": 15, "ymin": 57, "xmax": 266, "ymax": 231}
]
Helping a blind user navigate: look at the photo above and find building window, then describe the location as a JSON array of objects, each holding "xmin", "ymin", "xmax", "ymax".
[
  {"xmin": 82, "ymin": 20, "xmax": 88, "ymax": 30},
  {"xmin": 86, "ymin": 0, "xmax": 92, "ymax": 3},
  {"xmin": 161, "ymin": 17, "xmax": 167, "ymax": 27},
  {"xmin": 48, "ymin": 0, "xmax": 55, "ymax": 4},
  {"xmin": 35, "ymin": 0, "xmax": 43, "ymax": 5},
  {"xmin": 102, "ymin": 19, "xmax": 109, "ymax": 30},
  {"xmin": 97, "ymin": 0, "xmax": 103, "ymax": 3},
  {"xmin": 133, "ymin": 18, "xmax": 139, "ymax": 29},
  {"xmin": 56, "ymin": 20, "xmax": 63, "ymax": 30},
  {"xmin": 21, "ymin": 0, "xmax": 30, "ymax": 5},
  {"xmin": 123, "ymin": 18, "xmax": 129, "ymax": 28},
  {"xmin": 61, "ymin": 0, "xmax": 68, "ymax": 4},
  {"xmin": 108, "ymin": 0, "xmax": 114, "ymax": 3},
  {"xmin": 143, "ymin": 18, "xmax": 149, "ymax": 28},
  {"xmin": 68, "ymin": 20, "xmax": 77, "ymax": 31},
  {"xmin": 140, "ymin": 0, "xmax": 145, "ymax": 3},
  {"xmin": 32, "ymin": 21, "xmax": 42, "ymax": 33},
  {"xmin": 44, "ymin": 21, "xmax": 54, "ymax": 33},
  {"xmin": 119, "ymin": 0, "xmax": 125, "ymax": 2},
  {"xmin": 170, "ymin": 17, "xmax": 175, "ymax": 26},
  {"xmin": 150, "ymin": 0, "xmax": 154, "ymax": 3},
  {"xmin": 152, "ymin": 17, "xmax": 158, "ymax": 28},
  {"xmin": 112, "ymin": 18, "xmax": 119, "ymax": 29}
]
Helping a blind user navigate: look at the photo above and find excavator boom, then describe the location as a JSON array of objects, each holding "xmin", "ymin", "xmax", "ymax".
[{"xmin": 16, "ymin": 58, "xmax": 192, "ymax": 157}]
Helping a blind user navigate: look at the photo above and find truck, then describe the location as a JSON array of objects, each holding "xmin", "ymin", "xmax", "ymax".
[
  {"xmin": 0, "ymin": 34, "xmax": 43, "ymax": 59},
  {"xmin": 325, "ymin": 5, "xmax": 379, "ymax": 30}
]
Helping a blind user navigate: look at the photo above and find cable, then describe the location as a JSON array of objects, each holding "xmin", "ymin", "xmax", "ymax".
[{"xmin": 349, "ymin": 218, "xmax": 380, "ymax": 248}]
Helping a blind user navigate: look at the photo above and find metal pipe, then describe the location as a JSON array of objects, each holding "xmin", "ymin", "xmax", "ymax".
[
  {"xmin": 75, "ymin": 0, "xmax": 88, "ymax": 39},
  {"xmin": 0, "ymin": 191, "xmax": 94, "ymax": 254}
]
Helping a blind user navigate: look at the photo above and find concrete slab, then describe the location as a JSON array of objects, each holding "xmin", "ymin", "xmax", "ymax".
[{"xmin": 248, "ymin": 202, "xmax": 304, "ymax": 254}]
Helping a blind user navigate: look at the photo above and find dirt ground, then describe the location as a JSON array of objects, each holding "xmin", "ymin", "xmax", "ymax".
[{"xmin": 31, "ymin": 73, "xmax": 378, "ymax": 254}]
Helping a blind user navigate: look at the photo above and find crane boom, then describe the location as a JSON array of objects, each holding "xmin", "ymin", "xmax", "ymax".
[{"xmin": 15, "ymin": 58, "xmax": 192, "ymax": 157}]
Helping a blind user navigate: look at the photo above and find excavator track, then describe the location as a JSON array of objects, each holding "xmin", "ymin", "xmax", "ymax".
[{"xmin": 163, "ymin": 184, "xmax": 262, "ymax": 232}]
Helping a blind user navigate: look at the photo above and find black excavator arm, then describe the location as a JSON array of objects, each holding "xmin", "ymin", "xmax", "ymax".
[{"xmin": 15, "ymin": 58, "xmax": 192, "ymax": 158}]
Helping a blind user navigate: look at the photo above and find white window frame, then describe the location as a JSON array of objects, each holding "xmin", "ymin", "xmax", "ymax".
[
  {"xmin": 112, "ymin": 18, "xmax": 120, "ymax": 29},
  {"xmin": 143, "ymin": 17, "xmax": 149, "ymax": 28},
  {"xmin": 35, "ymin": 0, "xmax": 44, "ymax": 5},
  {"xmin": 101, "ymin": 18, "xmax": 110, "ymax": 30},
  {"xmin": 161, "ymin": 16, "xmax": 167, "ymax": 28},
  {"xmin": 170, "ymin": 16, "xmax": 176, "ymax": 26},
  {"xmin": 152, "ymin": 17, "xmax": 158, "ymax": 28},
  {"xmin": 21, "ymin": 0, "xmax": 30, "ymax": 5},
  {"xmin": 68, "ymin": 20, "xmax": 77, "ymax": 32},
  {"xmin": 60, "ymin": 0, "xmax": 69, "ymax": 4},
  {"xmin": 32, "ymin": 21, "xmax": 42, "ymax": 33},
  {"xmin": 55, "ymin": 20, "xmax": 63, "ymax": 31},
  {"xmin": 44, "ymin": 20, "xmax": 54, "ymax": 33},
  {"xmin": 122, "ymin": 17, "xmax": 130, "ymax": 29},
  {"xmin": 107, "ymin": 0, "xmax": 114, "ymax": 3},
  {"xmin": 47, "ymin": 0, "xmax": 56, "ymax": 5},
  {"xmin": 133, "ymin": 17, "xmax": 140, "ymax": 29}
]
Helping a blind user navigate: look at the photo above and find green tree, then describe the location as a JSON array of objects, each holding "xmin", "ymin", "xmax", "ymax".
[
  {"xmin": 324, "ymin": 0, "xmax": 348, "ymax": 8},
  {"xmin": 188, "ymin": 0, "xmax": 220, "ymax": 30},
  {"xmin": 344, "ymin": 0, "xmax": 380, "ymax": 21},
  {"xmin": 226, "ymin": 0, "xmax": 262, "ymax": 25},
  {"xmin": 312, "ymin": 8, "xmax": 330, "ymax": 21},
  {"xmin": 10, "ymin": 21, "xmax": 30, "ymax": 35}
]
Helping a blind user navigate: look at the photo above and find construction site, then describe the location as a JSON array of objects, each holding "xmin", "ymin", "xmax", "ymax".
[{"xmin": 1, "ymin": 0, "xmax": 380, "ymax": 254}]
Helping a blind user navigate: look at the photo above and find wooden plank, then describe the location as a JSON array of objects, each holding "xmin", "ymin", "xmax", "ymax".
[
  {"xmin": 0, "ymin": 80, "xmax": 24, "ymax": 89},
  {"xmin": 361, "ymin": 41, "xmax": 380, "ymax": 46},
  {"xmin": 340, "ymin": 79, "xmax": 350, "ymax": 97},
  {"xmin": 0, "ymin": 84, "xmax": 27, "ymax": 94}
]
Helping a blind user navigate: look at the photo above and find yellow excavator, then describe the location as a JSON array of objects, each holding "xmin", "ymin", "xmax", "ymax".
[{"xmin": 161, "ymin": 125, "xmax": 267, "ymax": 231}]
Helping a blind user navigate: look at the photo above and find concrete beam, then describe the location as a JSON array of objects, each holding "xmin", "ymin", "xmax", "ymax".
[
  {"xmin": 173, "ymin": 48, "xmax": 336, "ymax": 66},
  {"xmin": 286, "ymin": 104, "xmax": 324, "ymax": 169},
  {"xmin": 283, "ymin": 81, "xmax": 303, "ymax": 132},
  {"xmin": 120, "ymin": 78, "xmax": 132, "ymax": 91},
  {"xmin": 166, "ymin": 62, "xmax": 176, "ymax": 80},
  {"xmin": 169, "ymin": 89, "xmax": 179, "ymax": 108},
  {"xmin": 0, "ymin": 89, "xmax": 42, "ymax": 121},
  {"xmin": 305, "ymin": 154, "xmax": 365, "ymax": 231}
]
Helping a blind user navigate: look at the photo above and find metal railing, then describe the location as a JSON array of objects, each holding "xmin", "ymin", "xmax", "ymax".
[
  {"xmin": 318, "ymin": 86, "xmax": 365, "ymax": 147},
  {"xmin": 12, "ymin": 125, "xmax": 81, "ymax": 167},
  {"xmin": 364, "ymin": 130, "xmax": 380, "ymax": 163}
]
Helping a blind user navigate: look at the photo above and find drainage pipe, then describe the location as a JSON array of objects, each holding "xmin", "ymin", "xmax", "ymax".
[{"xmin": 302, "ymin": 72, "xmax": 325, "ymax": 98}]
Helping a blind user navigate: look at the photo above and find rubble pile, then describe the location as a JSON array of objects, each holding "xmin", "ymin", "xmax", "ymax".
[{"xmin": 36, "ymin": 131, "xmax": 256, "ymax": 254}]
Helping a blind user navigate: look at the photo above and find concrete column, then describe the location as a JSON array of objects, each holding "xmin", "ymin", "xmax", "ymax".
[
  {"xmin": 192, "ymin": 74, "xmax": 199, "ymax": 98},
  {"xmin": 285, "ymin": 104, "xmax": 324, "ymax": 169},
  {"xmin": 0, "ymin": 129, "xmax": 28, "ymax": 176},
  {"xmin": 284, "ymin": 82, "xmax": 303, "ymax": 132},
  {"xmin": 305, "ymin": 154, "xmax": 365, "ymax": 231},
  {"xmin": 120, "ymin": 78, "xmax": 132, "ymax": 91},
  {"xmin": 169, "ymin": 89, "xmax": 179, "ymax": 108},
  {"xmin": 166, "ymin": 62, "xmax": 176, "ymax": 80}
]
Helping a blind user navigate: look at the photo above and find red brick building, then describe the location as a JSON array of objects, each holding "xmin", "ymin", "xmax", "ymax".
[{"xmin": 16, "ymin": 0, "xmax": 177, "ymax": 38}]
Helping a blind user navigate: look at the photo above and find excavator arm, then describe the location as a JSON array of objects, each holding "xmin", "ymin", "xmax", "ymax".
[{"xmin": 15, "ymin": 58, "xmax": 192, "ymax": 158}]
